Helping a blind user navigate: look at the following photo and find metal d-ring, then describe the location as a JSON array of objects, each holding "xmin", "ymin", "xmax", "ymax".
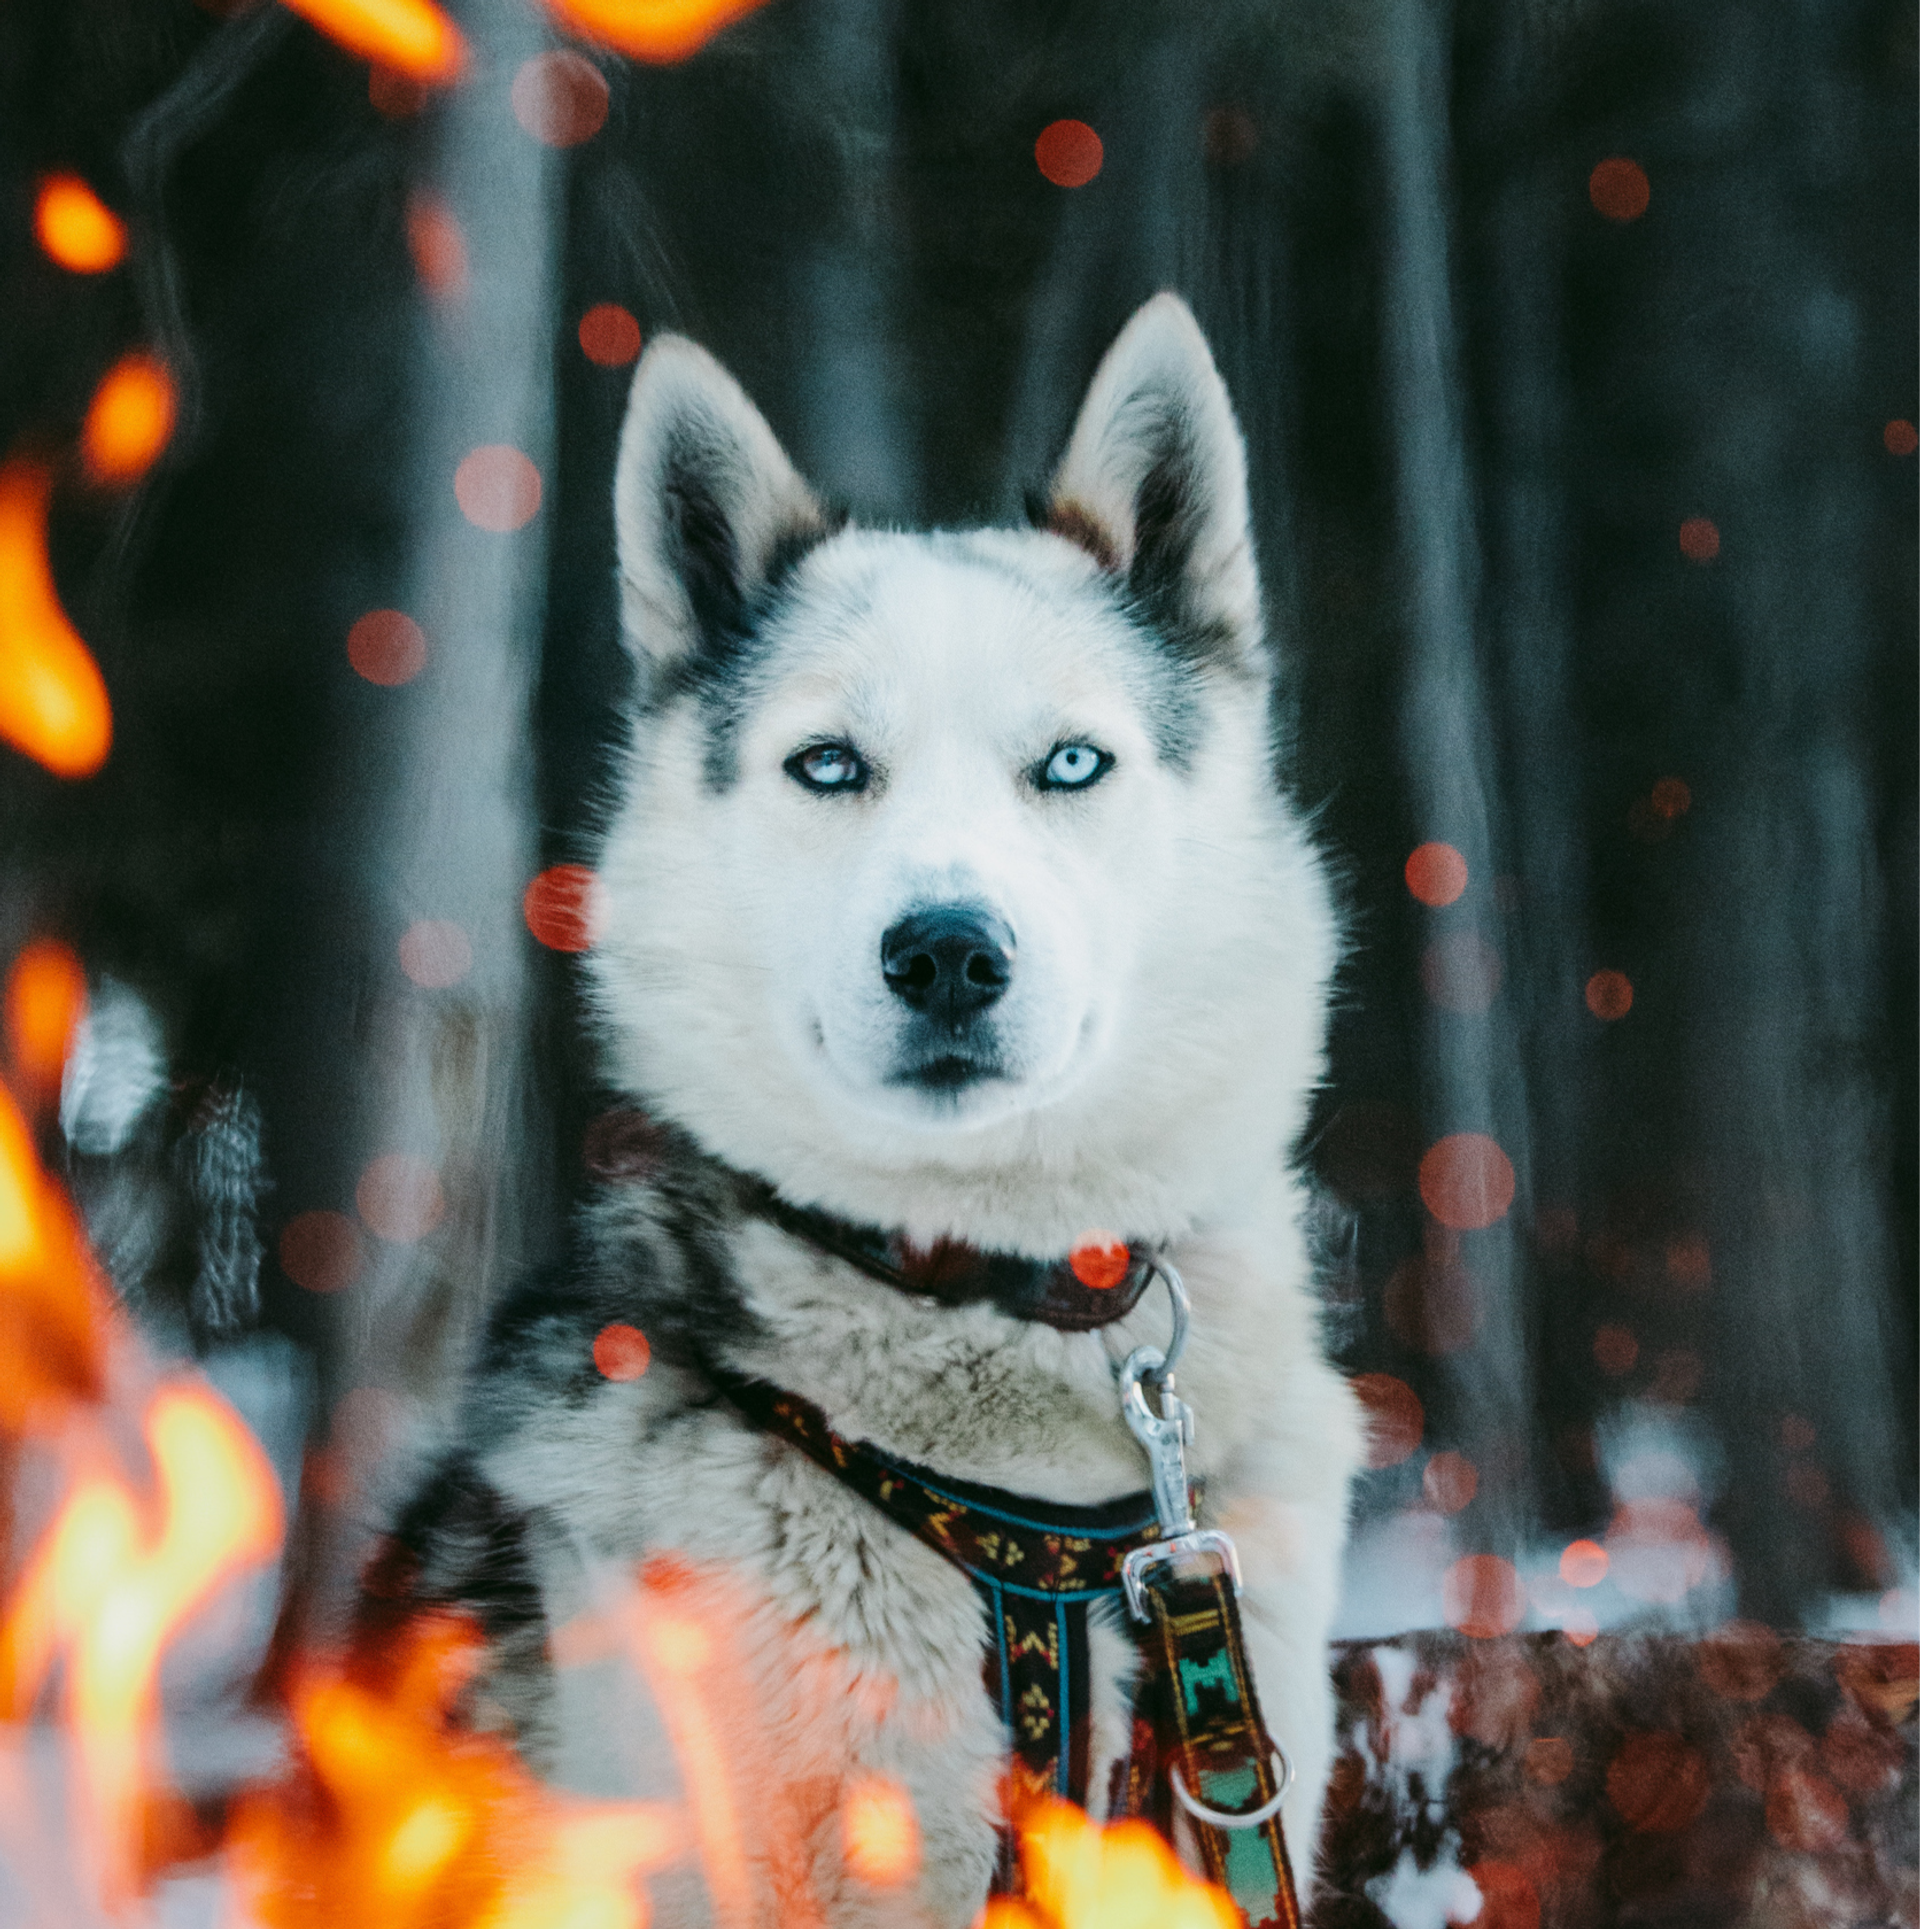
[{"xmin": 1169, "ymin": 1743, "xmax": 1295, "ymax": 1830}]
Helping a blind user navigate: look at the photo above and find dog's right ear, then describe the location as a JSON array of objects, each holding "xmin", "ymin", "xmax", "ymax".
[{"xmin": 613, "ymin": 336, "xmax": 832, "ymax": 675}]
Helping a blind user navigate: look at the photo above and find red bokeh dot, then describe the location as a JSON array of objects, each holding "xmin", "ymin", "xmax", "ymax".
[
  {"xmin": 279, "ymin": 1210, "xmax": 364, "ymax": 1294},
  {"xmin": 1560, "ymin": 1538, "xmax": 1609, "ymax": 1588},
  {"xmin": 1589, "ymin": 157, "xmax": 1650, "ymax": 222},
  {"xmin": 1678, "ymin": 517, "xmax": 1720, "ymax": 562},
  {"xmin": 398, "ymin": 919, "xmax": 473, "ymax": 988},
  {"xmin": 1067, "ymin": 1233, "xmax": 1129, "ymax": 1290},
  {"xmin": 1884, "ymin": 418, "xmax": 1917, "ymax": 457},
  {"xmin": 1698, "ymin": 1620, "xmax": 1785, "ymax": 1702},
  {"xmin": 1563, "ymin": 1607, "xmax": 1599, "ymax": 1647},
  {"xmin": 1419, "ymin": 1132, "xmax": 1515, "ymax": 1231},
  {"xmin": 1607, "ymin": 1732, "xmax": 1710, "ymax": 1832},
  {"xmin": 1405, "ymin": 841, "xmax": 1468, "ymax": 907},
  {"xmin": 1525, "ymin": 1736, "xmax": 1574, "ymax": 1786},
  {"xmin": 1766, "ymin": 1767, "xmax": 1850, "ymax": 1853},
  {"xmin": 1035, "ymin": 119, "xmax": 1103, "ymax": 188},
  {"xmin": 356, "ymin": 1152, "xmax": 447, "ymax": 1243},
  {"xmin": 593, "ymin": 1321, "xmax": 651, "ymax": 1382},
  {"xmin": 1650, "ymin": 777, "xmax": 1691, "ymax": 818},
  {"xmin": 405, "ymin": 194, "xmax": 467, "ymax": 299},
  {"xmin": 1353, "ymin": 1372, "xmax": 1424, "ymax": 1468},
  {"xmin": 524, "ymin": 864, "xmax": 599, "ymax": 951},
  {"xmin": 579, "ymin": 302, "xmax": 642, "ymax": 367},
  {"xmin": 1442, "ymin": 1554, "xmax": 1524, "ymax": 1638},
  {"xmin": 1462, "ymin": 1862, "xmax": 1540, "ymax": 1929},
  {"xmin": 455, "ymin": 445, "xmax": 542, "ymax": 532},
  {"xmin": 511, "ymin": 52, "xmax": 609, "ymax": 147},
  {"xmin": 1664, "ymin": 1235, "xmax": 1712, "ymax": 1290},
  {"xmin": 1423, "ymin": 1450, "xmax": 1479, "ymax": 1514},
  {"xmin": 1585, "ymin": 969, "xmax": 1633, "ymax": 1020},
  {"xmin": 348, "ymin": 609, "xmax": 428, "ymax": 686},
  {"xmin": 1593, "ymin": 1324, "xmax": 1639, "ymax": 1375}
]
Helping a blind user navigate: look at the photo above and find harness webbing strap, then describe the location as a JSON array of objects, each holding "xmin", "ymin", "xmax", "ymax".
[{"xmin": 713, "ymin": 1374, "xmax": 1299, "ymax": 1926}]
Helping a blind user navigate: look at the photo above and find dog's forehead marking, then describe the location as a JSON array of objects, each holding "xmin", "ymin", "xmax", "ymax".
[{"xmin": 729, "ymin": 528, "xmax": 1203, "ymax": 772}]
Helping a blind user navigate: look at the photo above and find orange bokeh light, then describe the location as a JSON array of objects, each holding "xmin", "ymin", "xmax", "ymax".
[
  {"xmin": 277, "ymin": 0, "xmax": 467, "ymax": 82},
  {"xmin": 1678, "ymin": 516, "xmax": 1720, "ymax": 562},
  {"xmin": 398, "ymin": 919, "xmax": 472, "ymax": 988},
  {"xmin": 0, "ymin": 459, "xmax": 112, "ymax": 779},
  {"xmin": 1593, "ymin": 1324, "xmax": 1638, "ymax": 1375},
  {"xmin": 511, "ymin": 51, "xmax": 609, "ymax": 146},
  {"xmin": 579, "ymin": 301, "xmax": 643, "ymax": 366},
  {"xmin": 1067, "ymin": 1232, "xmax": 1128, "ymax": 1290},
  {"xmin": 1650, "ymin": 776, "xmax": 1691, "ymax": 817},
  {"xmin": 279, "ymin": 1210, "xmax": 365, "ymax": 1294},
  {"xmin": 356, "ymin": 1153, "xmax": 446, "ymax": 1243},
  {"xmin": 1559, "ymin": 1538, "xmax": 1608, "ymax": 1588},
  {"xmin": 1588, "ymin": 157, "xmax": 1650, "ymax": 222},
  {"xmin": 1404, "ymin": 840, "xmax": 1468, "ymax": 907},
  {"xmin": 545, "ymin": 0, "xmax": 775, "ymax": 64},
  {"xmin": 34, "ymin": 175, "xmax": 127, "ymax": 274},
  {"xmin": 405, "ymin": 195, "xmax": 467, "ymax": 299},
  {"xmin": 592, "ymin": 1321, "xmax": 650, "ymax": 1382},
  {"xmin": 842, "ymin": 1776, "xmax": 920, "ymax": 1886},
  {"xmin": 1418, "ymin": 1131, "xmax": 1515, "ymax": 1231},
  {"xmin": 455, "ymin": 445, "xmax": 542, "ymax": 532},
  {"xmin": 1585, "ymin": 969, "xmax": 1632, "ymax": 1020},
  {"xmin": 524, "ymin": 864, "xmax": 598, "ymax": 951},
  {"xmin": 5, "ymin": 940, "xmax": 87, "ymax": 1102},
  {"xmin": 1035, "ymin": 120, "xmax": 1104, "ymax": 188},
  {"xmin": 1441, "ymin": 1554, "xmax": 1524, "ymax": 1639},
  {"xmin": 82, "ymin": 352, "xmax": 176, "ymax": 485},
  {"xmin": 1463, "ymin": 1860, "xmax": 1540, "ymax": 1929},
  {"xmin": 348, "ymin": 608, "xmax": 428, "ymax": 685},
  {"xmin": 1606, "ymin": 1731, "xmax": 1710, "ymax": 1833},
  {"xmin": 1423, "ymin": 1450, "xmax": 1478, "ymax": 1514},
  {"xmin": 1353, "ymin": 1371, "xmax": 1424, "ymax": 1468},
  {"xmin": 1883, "ymin": 418, "xmax": 1917, "ymax": 457}
]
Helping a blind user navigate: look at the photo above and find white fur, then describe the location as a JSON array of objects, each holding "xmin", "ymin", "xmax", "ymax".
[{"xmin": 490, "ymin": 294, "xmax": 1363, "ymax": 1922}]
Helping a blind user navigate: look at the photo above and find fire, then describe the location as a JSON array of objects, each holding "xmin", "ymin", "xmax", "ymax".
[
  {"xmin": 0, "ymin": 1383, "xmax": 283, "ymax": 1901},
  {"xmin": 34, "ymin": 175, "xmax": 127, "ymax": 274},
  {"xmin": 983, "ymin": 1800, "xmax": 1239, "ymax": 1929},
  {"xmin": 277, "ymin": 0, "xmax": 467, "ymax": 83},
  {"xmin": 229, "ymin": 1613, "xmax": 677, "ymax": 1928},
  {"xmin": 546, "ymin": 0, "xmax": 775, "ymax": 64},
  {"xmin": 5, "ymin": 940, "xmax": 87, "ymax": 1105},
  {"xmin": 0, "ymin": 460, "xmax": 113, "ymax": 779},
  {"xmin": 82, "ymin": 353, "xmax": 177, "ymax": 485}
]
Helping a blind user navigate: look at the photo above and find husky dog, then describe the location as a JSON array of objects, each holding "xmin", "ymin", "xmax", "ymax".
[{"xmin": 361, "ymin": 294, "xmax": 1361, "ymax": 1924}]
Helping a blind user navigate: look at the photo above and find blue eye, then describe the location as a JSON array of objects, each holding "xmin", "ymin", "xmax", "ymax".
[
  {"xmin": 1038, "ymin": 742, "xmax": 1112, "ymax": 791},
  {"xmin": 786, "ymin": 741, "xmax": 869, "ymax": 793}
]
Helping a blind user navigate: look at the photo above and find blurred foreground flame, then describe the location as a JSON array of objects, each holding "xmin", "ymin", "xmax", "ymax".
[
  {"xmin": 546, "ymin": 0, "xmax": 774, "ymax": 64},
  {"xmin": 985, "ymin": 1800, "xmax": 1239, "ymax": 1929},
  {"xmin": 278, "ymin": 0, "xmax": 467, "ymax": 82},
  {"xmin": 82, "ymin": 354, "xmax": 177, "ymax": 486},
  {"xmin": 33, "ymin": 175, "xmax": 127, "ymax": 274},
  {"xmin": 0, "ymin": 460, "xmax": 112, "ymax": 779},
  {"xmin": 5, "ymin": 940, "xmax": 87, "ymax": 1107},
  {"xmin": 229, "ymin": 1613, "xmax": 676, "ymax": 1928}
]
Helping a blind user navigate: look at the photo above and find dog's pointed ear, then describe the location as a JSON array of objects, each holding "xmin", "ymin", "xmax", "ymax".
[
  {"xmin": 1044, "ymin": 293, "xmax": 1261, "ymax": 669},
  {"xmin": 613, "ymin": 335, "xmax": 833, "ymax": 673}
]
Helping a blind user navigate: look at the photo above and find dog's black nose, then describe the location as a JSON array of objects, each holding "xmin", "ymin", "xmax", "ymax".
[{"xmin": 881, "ymin": 907, "xmax": 1013, "ymax": 1026}]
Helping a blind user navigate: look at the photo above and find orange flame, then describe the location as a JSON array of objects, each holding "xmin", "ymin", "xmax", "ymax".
[
  {"xmin": 277, "ymin": 0, "xmax": 467, "ymax": 82},
  {"xmin": 5, "ymin": 940, "xmax": 87, "ymax": 1106},
  {"xmin": 229, "ymin": 1613, "xmax": 677, "ymax": 1928},
  {"xmin": 34, "ymin": 176, "xmax": 127, "ymax": 274},
  {"xmin": 984, "ymin": 1800, "xmax": 1239, "ymax": 1929},
  {"xmin": 82, "ymin": 353, "xmax": 177, "ymax": 486},
  {"xmin": 545, "ymin": 0, "xmax": 775, "ymax": 64},
  {"xmin": 0, "ymin": 460, "xmax": 112, "ymax": 778},
  {"xmin": 0, "ymin": 1382, "xmax": 283, "ymax": 1901}
]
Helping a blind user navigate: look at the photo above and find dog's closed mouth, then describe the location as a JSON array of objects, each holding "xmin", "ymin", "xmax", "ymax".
[{"xmin": 893, "ymin": 1052, "xmax": 1004, "ymax": 1091}]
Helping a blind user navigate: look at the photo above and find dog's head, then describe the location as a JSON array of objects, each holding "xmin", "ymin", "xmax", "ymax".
[{"xmin": 590, "ymin": 295, "xmax": 1336, "ymax": 1239}]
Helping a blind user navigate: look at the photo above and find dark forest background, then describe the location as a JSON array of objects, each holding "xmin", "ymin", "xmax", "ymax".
[{"xmin": 0, "ymin": 0, "xmax": 1913, "ymax": 1648}]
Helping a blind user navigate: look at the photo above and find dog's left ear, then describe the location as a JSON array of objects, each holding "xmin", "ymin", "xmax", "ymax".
[
  {"xmin": 1044, "ymin": 293, "xmax": 1261, "ymax": 670},
  {"xmin": 613, "ymin": 334, "xmax": 833, "ymax": 676}
]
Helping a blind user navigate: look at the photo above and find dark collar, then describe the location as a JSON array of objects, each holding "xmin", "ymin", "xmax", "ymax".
[{"xmin": 726, "ymin": 1169, "xmax": 1158, "ymax": 1332}]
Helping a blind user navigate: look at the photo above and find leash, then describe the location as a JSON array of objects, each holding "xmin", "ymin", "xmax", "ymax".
[{"xmin": 711, "ymin": 1261, "xmax": 1301, "ymax": 1924}]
